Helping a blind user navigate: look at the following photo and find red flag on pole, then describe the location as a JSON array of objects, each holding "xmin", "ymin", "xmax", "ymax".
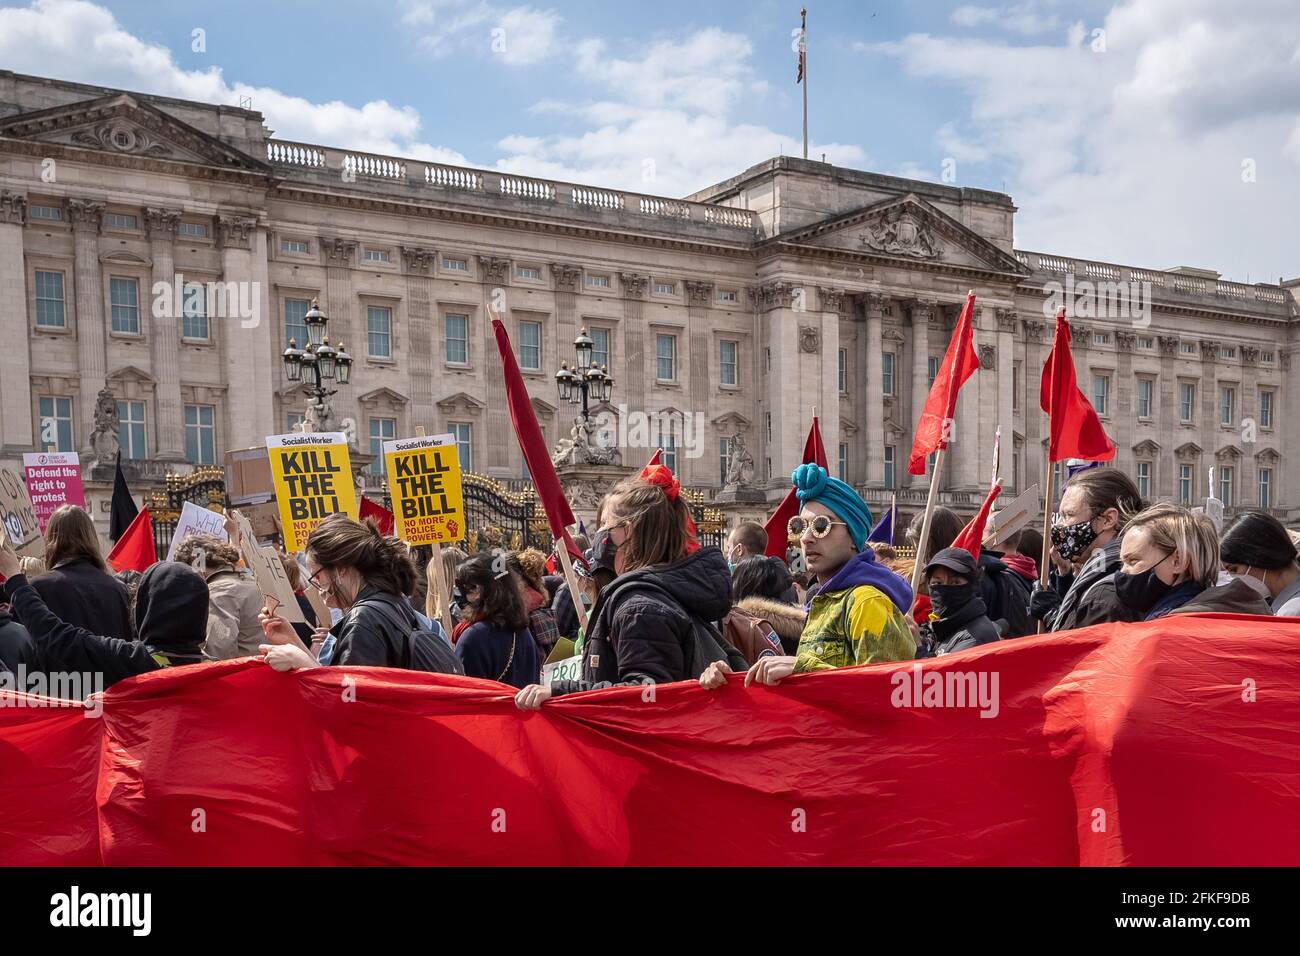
[
  {"xmin": 763, "ymin": 416, "xmax": 829, "ymax": 557},
  {"xmin": 952, "ymin": 482, "xmax": 1002, "ymax": 560},
  {"xmin": 909, "ymin": 292, "xmax": 980, "ymax": 475},
  {"xmin": 107, "ymin": 507, "xmax": 157, "ymax": 574},
  {"xmin": 492, "ymin": 319, "xmax": 583, "ymax": 561},
  {"xmin": 1040, "ymin": 308, "xmax": 1116, "ymax": 463},
  {"xmin": 358, "ymin": 496, "xmax": 395, "ymax": 536}
]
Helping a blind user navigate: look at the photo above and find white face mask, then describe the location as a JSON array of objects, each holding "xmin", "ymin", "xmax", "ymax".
[{"xmin": 1233, "ymin": 568, "xmax": 1272, "ymax": 599}]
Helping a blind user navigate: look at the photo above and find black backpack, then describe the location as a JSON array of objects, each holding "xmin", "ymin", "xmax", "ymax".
[
  {"xmin": 598, "ymin": 577, "xmax": 748, "ymax": 680},
  {"xmin": 353, "ymin": 597, "xmax": 465, "ymax": 676}
]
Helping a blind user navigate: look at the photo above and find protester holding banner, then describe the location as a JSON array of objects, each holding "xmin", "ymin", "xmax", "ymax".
[
  {"xmin": 1116, "ymin": 503, "xmax": 1270, "ymax": 619},
  {"xmin": 702, "ymin": 465, "xmax": 915, "ymax": 690},
  {"xmin": 0, "ymin": 538, "xmax": 208, "ymax": 686},
  {"xmin": 453, "ymin": 553, "xmax": 541, "ymax": 689},
  {"xmin": 1030, "ymin": 470, "xmax": 1144, "ymax": 632},
  {"xmin": 258, "ymin": 514, "xmax": 460, "ymax": 673},
  {"xmin": 173, "ymin": 534, "xmax": 266, "ymax": 661},
  {"xmin": 0, "ymin": 598, "xmax": 34, "ymax": 676},
  {"xmin": 515, "ymin": 469, "xmax": 740, "ymax": 709},
  {"xmin": 30, "ymin": 504, "xmax": 133, "ymax": 643},
  {"xmin": 1220, "ymin": 510, "xmax": 1300, "ymax": 616}
]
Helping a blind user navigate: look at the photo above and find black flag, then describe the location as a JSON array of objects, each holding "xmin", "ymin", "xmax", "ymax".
[{"xmin": 109, "ymin": 452, "xmax": 139, "ymax": 541}]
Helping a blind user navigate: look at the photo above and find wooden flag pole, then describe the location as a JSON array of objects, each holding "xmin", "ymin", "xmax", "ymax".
[
  {"xmin": 909, "ymin": 445, "xmax": 946, "ymax": 597},
  {"xmin": 555, "ymin": 539, "xmax": 589, "ymax": 633}
]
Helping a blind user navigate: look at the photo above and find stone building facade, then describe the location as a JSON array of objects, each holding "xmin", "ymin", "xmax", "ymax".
[{"xmin": 2, "ymin": 70, "xmax": 1297, "ymax": 541}]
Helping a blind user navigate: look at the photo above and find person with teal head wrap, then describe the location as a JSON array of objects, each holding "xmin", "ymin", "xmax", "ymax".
[{"xmin": 699, "ymin": 465, "xmax": 917, "ymax": 691}]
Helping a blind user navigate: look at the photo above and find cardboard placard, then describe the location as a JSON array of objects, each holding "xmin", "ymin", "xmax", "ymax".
[
  {"xmin": 383, "ymin": 434, "xmax": 465, "ymax": 546},
  {"xmin": 165, "ymin": 501, "xmax": 229, "ymax": 563},
  {"xmin": 541, "ymin": 654, "xmax": 582, "ymax": 684},
  {"xmin": 303, "ymin": 581, "xmax": 331, "ymax": 629},
  {"xmin": 245, "ymin": 545, "xmax": 306, "ymax": 624},
  {"xmin": 266, "ymin": 433, "xmax": 357, "ymax": 550},
  {"xmin": 22, "ymin": 452, "xmax": 86, "ymax": 533},
  {"xmin": 986, "ymin": 484, "xmax": 1040, "ymax": 548},
  {"xmin": 0, "ymin": 466, "xmax": 45, "ymax": 558}
]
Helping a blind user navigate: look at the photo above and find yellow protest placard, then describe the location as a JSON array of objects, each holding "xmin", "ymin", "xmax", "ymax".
[
  {"xmin": 383, "ymin": 434, "xmax": 465, "ymax": 546},
  {"xmin": 265, "ymin": 433, "xmax": 357, "ymax": 550}
]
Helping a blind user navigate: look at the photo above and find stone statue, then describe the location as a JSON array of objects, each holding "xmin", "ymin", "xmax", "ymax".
[
  {"xmin": 723, "ymin": 433, "xmax": 755, "ymax": 489},
  {"xmin": 86, "ymin": 387, "xmax": 120, "ymax": 466},
  {"xmin": 553, "ymin": 416, "xmax": 620, "ymax": 468}
]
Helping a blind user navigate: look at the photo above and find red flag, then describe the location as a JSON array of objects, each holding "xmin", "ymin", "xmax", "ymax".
[
  {"xmin": 492, "ymin": 319, "xmax": 582, "ymax": 561},
  {"xmin": 952, "ymin": 482, "xmax": 1002, "ymax": 560},
  {"xmin": 909, "ymin": 292, "xmax": 980, "ymax": 475},
  {"xmin": 645, "ymin": 448, "xmax": 662, "ymax": 468},
  {"xmin": 1040, "ymin": 308, "xmax": 1116, "ymax": 462},
  {"xmin": 763, "ymin": 416, "xmax": 829, "ymax": 557},
  {"xmin": 358, "ymin": 496, "xmax": 395, "ymax": 536},
  {"xmin": 107, "ymin": 507, "xmax": 157, "ymax": 574}
]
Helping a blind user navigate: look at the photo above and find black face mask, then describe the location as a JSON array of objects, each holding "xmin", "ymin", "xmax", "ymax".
[
  {"xmin": 1051, "ymin": 516, "xmax": 1100, "ymax": 562},
  {"xmin": 929, "ymin": 583, "xmax": 977, "ymax": 619},
  {"xmin": 1114, "ymin": 552, "xmax": 1175, "ymax": 615}
]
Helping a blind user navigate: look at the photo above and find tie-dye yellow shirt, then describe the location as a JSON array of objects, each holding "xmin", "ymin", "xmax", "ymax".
[{"xmin": 794, "ymin": 583, "xmax": 917, "ymax": 672}]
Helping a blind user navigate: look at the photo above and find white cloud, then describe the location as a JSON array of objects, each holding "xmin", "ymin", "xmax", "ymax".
[
  {"xmin": 0, "ymin": 0, "xmax": 468, "ymax": 162},
  {"xmin": 400, "ymin": 0, "xmax": 559, "ymax": 65},
  {"xmin": 951, "ymin": 2, "xmax": 1066, "ymax": 35},
  {"xmin": 872, "ymin": 0, "xmax": 1300, "ymax": 281}
]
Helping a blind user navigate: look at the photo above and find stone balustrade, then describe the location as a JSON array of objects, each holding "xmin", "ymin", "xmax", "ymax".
[{"xmin": 266, "ymin": 139, "xmax": 762, "ymax": 237}]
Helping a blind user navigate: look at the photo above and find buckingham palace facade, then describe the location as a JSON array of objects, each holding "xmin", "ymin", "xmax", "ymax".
[{"xmin": 2, "ymin": 69, "xmax": 1297, "ymax": 537}]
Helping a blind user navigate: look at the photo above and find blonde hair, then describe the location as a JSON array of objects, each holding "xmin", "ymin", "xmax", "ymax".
[
  {"xmin": 19, "ymin": 556, "xmax": 47, "ymax": 578},
  {"xmin": 1125, "ymin": 503, "xmax": 1220, "ymax": 589},
  {"xmin": 427, "ymin": 546, "xmax": 467, "ymax": 620}
]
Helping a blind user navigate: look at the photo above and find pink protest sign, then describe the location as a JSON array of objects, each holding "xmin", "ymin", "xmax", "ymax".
[{"xmin": 23, "ymin": 452, "xmax": 86, "ymax": 532}]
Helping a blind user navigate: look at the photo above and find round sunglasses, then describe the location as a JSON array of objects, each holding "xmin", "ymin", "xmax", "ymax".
[{"xmin": 787, "ymin": 515, "xmax": 848, "ymax": 539}]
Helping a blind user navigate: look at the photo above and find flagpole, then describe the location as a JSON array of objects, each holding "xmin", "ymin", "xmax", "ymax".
[
  {"xmin": 1038, "ymin": 312, "xmax": 1060, "ymax": 634},
  {"xmin": 909, "ymin": 445, "xmax": 945, "ymax": 596},
  {"xmin": 801, "ymin": 7, "xmax": 809, "ymax": 160},
  {"xmin": 890, "ymin": 493, "xmax": 897, "ymax": 546},
  {"xmin": 555, "ymin": 538, "xmax": 589, "ymax": 633}
]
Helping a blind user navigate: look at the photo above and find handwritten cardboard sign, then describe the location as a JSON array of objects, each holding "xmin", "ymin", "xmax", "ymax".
[
  {"xmin": 166, "ymin": 501, "xmax": 229, "ymax": 563},
  {"xmin": 0, "ymin": 466, "xmax": 45, "ymax": 558}
]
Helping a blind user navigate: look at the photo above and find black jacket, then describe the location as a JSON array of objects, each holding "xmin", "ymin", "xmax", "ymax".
[
  {"xmin": 551, "ymin": 581, "xmax": 581, "ymax": 641},
  {"xmin": 551, "ymin": 546, "xmax": 733, "ymax": 697},
  {"xmin": 917, "ymin": 592, "xmax": 1001, "ymax": 657},
  {"xmin": 0, "ymin": 608, "xmax": 36, "ymax": 675},
  {"xmin": 328, "ymin": 585, "xmax": 426, "ymax": 668},
  {"xmin": 31, "ymin": 558, "xmax": 134, "ymax": 644},
  {"xmin": 2, "ymin": 563, "xmax": 208, "ymax": 688},
  {"xmin": 1048, "ymin": 538, "xmax": 1141, "ymax": 632},
  {"xmin": 456, "ymin": 619, "xmax": 541, "ymax": 689},
  {"xmin": 978, "ymin": 550, "xmax": 1034, "ymax": 638}
]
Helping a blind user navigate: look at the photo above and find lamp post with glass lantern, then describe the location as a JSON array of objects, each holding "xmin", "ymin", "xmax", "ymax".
[
  {"xmin": 281, "ymin": 298, "xmax": 353, "ymax": 432},
  {"xmin": 554, "ymin": 327, "xmax": 612, "ymax": 427}
]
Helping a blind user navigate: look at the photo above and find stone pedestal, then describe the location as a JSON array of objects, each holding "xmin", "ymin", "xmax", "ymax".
[{"xmin": 555, "ymin": 462, "xmax": 636, "ymax": 530}]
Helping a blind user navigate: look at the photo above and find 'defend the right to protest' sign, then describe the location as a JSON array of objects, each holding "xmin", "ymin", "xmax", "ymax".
[
  {"xmin": 266, "ymin": 433, "xmax": 357, "ymax": 551},
  {"xmin": 383, "ymin": 434, "xmax": 465, "ymax": 546},
  {"xmin": 22, "ymin": 452, "xmax": 85, "ymax": 533}
]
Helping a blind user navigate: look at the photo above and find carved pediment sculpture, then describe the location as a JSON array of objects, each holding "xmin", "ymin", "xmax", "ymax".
[{"xmin": 859, "ymin": 206, "xmax": 939, "ymax": 260}]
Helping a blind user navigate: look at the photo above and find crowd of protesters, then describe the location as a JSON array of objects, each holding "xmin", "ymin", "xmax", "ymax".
[{"xmin": 3, "ymin": 461, "xmax": 1300, "ymax": 701}]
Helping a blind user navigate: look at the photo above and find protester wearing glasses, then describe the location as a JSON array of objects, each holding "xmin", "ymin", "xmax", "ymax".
[
  {"xmin": 701, "ymin": 464, "xmax": 915, "ymax": 689},
  {"xmin": 257, "ymin": 513, "xmax": 459, "ymax": 673},
  {"xmin": 515, "ymin": 466, "xmax": 740, "ymax": 710}
]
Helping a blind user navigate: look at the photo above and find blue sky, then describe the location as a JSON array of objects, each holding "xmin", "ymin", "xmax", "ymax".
[{"xmin": 2, "ymin": 0, "xmax": 1297, "ymax": 281}]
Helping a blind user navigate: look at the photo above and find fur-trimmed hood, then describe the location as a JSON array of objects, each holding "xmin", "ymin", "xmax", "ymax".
[{"xmin": 736, "ymin": 596, "xmax": 807, "ymax": 642}]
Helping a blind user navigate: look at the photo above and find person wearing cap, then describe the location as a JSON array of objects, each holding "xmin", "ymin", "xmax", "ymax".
[
  {"xmin": 915, "ymin": 547, "xmax": 1001, "ymax": 658},
  {"xmin": 702, "ymin": 464, "xmax": 915, "ymax": 689}
]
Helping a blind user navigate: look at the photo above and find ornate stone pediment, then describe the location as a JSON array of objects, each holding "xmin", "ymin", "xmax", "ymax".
[
  {"xmin": 779, "ymin": 194, "xmax": 1027, "ymax": 276},
  {"xmin": 1132, "ymin": 439, "xmax": 1161, "ymax": 458},
  {"xmin": 710, "ymin": 411, "xmax": 752, "ymax": 431},
  {"xmin": 1175, "ymin": 442, "xmax": 1203, "ymax": 459},
  {"xmin": 0, "ymin": 93, "xmax": 269, "ymax": 172},
  {"xmin": 1215, "ymin": 444, "xmax": 1242, "ymax": 461},
  {"xmin": 357, "ymin": 386, "xmax": 410, "ymax": 408},
  {"xmin": 436, "ymin": 391, "xmax": 486, "ymax": 415}
]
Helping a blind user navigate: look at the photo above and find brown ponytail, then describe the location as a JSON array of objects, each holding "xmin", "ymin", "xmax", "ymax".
[
  {"xmin": 606, "ymin": 476, "xmax": 690, "ymax": 572},
  {"xmin": 304, "ymin": 513, "xmax": 417, "ymax": 597}
]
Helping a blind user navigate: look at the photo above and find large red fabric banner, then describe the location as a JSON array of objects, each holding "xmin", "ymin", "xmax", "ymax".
[{"xmin": 2, "ymin": 614, "xmax": 1298, "ymax": 866}]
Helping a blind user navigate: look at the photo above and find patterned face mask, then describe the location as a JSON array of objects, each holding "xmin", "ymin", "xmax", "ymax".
[{"xmin": 1050, "ymin": 514, "xmax": 1099, "ymax": 562}]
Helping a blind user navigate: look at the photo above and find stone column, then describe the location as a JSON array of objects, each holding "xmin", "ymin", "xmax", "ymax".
[
  {"xmin": 1114, "ymin": 331, "xmax": 1136, "ymax": 473},
  {"xmin": 995, "ymin": 308, "xmax": 1017, "ymax": 489},
  {"xmin": 862, "ymin": 293, "xmax": 887, "ymax": 488},
  {"xmin": 217, "ymin": 215, "xmax": 261, "ymax": 450},
  {"xmin": 0, "ymin": 191, "xmax": 32, "ymax": 451},
  {"xmin": 908, "ymin": 300, "xmax": 933, "ymax": 489},
  {"xmin": 619, "ymin": 271, "xmax": 648, "ymax": 418},
  {"xmin": 144, "ymin": 207, "xmax": 185, "ymax": 459},
  {"xmin": 68, "ymin": 199, "xmax": 108, "ymax": 456},
  {"xmin": 1157, "ymin": 335, "xmax": 1180, "ymax": 498},
  {"xmin": 1200, "ymin": 340, "xmax": 1220, "ymax": 466},
  {"xmin": 751, "ymin": 282, "xmax": 800, "ymax": 489},
  {"xmin": 1240, "ymin": 345, "xmax": 1259, "ymax": 503},
  {"xmin": 956, "ymin": 303, "xmax": 990, "ymax": 492},
  {"xmin": 817, "ymin": 287, "xmax": 846, "ymax": 479},
  {"xmin": 1021, "ymin": 319, "xmax": 1046, "ymax": 496},
  {"xmin": 550, "ymin": 263, "xmax": 582, "ymax": 464},
  {"xmin": 402, "ymin": 247, "xmax": 437, "ymax": 432},
  {"xmin": 684, "ymin": 280, "xmax": 715, "ymax": 487},
  {"xmin": 477, "ymin": 256, "xmax": 512, "ymax": 473}
]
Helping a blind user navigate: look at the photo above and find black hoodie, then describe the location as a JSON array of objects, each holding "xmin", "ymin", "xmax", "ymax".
[
  {"xmin": 551, "ymin": 545, "xmax": 733, "ymax": 696},
  {"xmin": 2, "ymin": 562, "xmax": 209, "ymax": 688}
]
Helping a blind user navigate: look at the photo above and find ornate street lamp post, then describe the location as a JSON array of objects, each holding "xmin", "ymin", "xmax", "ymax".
[
  {"xmin": 281, "ymin": 298, "xmax": 353, "ymax": 431},
  {"xmin": 554, "ymin": 327, "xmax": 612, "ymax": 425}
]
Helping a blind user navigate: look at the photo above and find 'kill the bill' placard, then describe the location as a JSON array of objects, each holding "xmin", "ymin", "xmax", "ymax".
[
  {"xmin": 383, "ymin": 434, "xmax": 465, "ymax": 546},
  {"xmin": 266, "ymin": 433, "xmax": 357, "ymax": 551}
]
